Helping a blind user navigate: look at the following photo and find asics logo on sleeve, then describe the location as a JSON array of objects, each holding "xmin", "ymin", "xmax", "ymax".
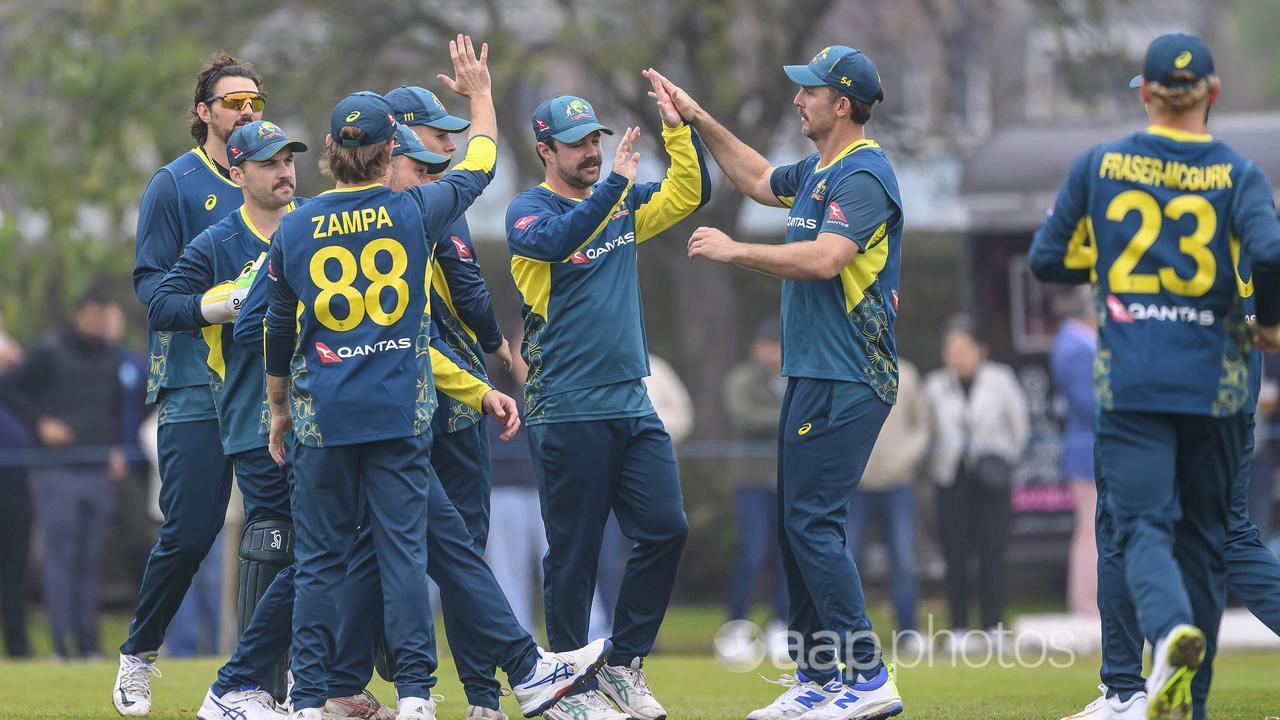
[{"xmin": 797, "ymin": 422, "xmax": 813, "ymax": 436}]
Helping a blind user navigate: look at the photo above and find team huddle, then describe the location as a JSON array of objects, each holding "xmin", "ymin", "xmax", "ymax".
[{"xmin": 109, "ymin": 28, "xmax": 1278, "ymax": 720}]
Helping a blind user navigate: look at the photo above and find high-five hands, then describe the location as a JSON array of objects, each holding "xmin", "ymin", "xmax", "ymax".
[
  {"xmin": 643, "ymin": 68, "xmax": 683, "ymax": 128},
  {"xmin": 613, "ymin": 127, "xmax": 642, "ymax": 180},
  {"xmin": 437, "ymin": 34, "xmax": 491, "ymax": 97}
]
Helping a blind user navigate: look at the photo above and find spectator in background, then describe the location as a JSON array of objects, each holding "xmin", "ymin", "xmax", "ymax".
[
  {"xmin": 1050, "ymin": 287, "xmax": 1099, "ymax": 618},
  {"xmin": 0, "ymin": 284, "xmax": 128, "ymax": 660},
  {"xmin": 722, "ymin": 319, "xmax": 788, "ymax": 657},
  {"xmin": 925, "ymin": 317, "xmax": 1029, "ymax": 639},
  {"xmin": 847, "ymin": 357, "xmax": 929, "ymax": 642},
  {"xmin": 484, "ymin": 349, "xmax": 548, "ymax": 636},
  {"xmin": 0, "ymin": 309, "xmax": 33, "ymax": 658}
]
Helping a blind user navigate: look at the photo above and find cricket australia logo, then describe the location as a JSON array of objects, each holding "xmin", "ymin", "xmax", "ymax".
[{"xmin": 811, "ymin": 178, "xmax": 827, "ymax": 201}]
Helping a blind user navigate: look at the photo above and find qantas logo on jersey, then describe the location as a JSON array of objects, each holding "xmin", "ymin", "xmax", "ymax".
[
  {"xmin": 891, "ymin": 289, "xmax": 899, "ymax": 312},
  {"xmin": 317, "ymin": 338, "xmax": 413, "ymax": 363},
  {"xmin": 570, "ymin": 251, "xmax": 590, "ymax": 264},
  {"xmin": 450, "ymin": 236, "xmax": 473, "ymax": 261},
  {"xmin": 1105, "ymin": 295, "xmax": 1133, "ymax": 323},
  {"xmin": 827, "ymin": 201, "xmax": 848, "ymax": 224},
  {"xmin": 786, "ymin": 216, "xmax": 819, "ymax": 230},
  {"xmin": 581, "ymin": 231, "xmax": 635, "ymax": 262},
  {"xmin": 315, "ymin": 342, "xmax": 342, "ymax": 363},
  {"xmin": 513, "ymin": 215, "xmax": 538, "ymax": 231}
]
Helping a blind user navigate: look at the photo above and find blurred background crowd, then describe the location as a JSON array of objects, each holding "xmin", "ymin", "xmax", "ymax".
[{"xmin": 1, "ymin": 0, "xmax": 1279, "ymax": 661}]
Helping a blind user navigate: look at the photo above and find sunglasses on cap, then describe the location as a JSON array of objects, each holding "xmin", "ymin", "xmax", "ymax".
[{"xmin": 204, "ymin": 90, "xmax": 266, "ymax": 112}]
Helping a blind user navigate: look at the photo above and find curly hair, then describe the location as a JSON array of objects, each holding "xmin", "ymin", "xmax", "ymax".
[
  {"xmin": 190, "ymin": 52, "xmax": 264, "ymax": 145},
  {"xmin": 320, "ymin": 127, "xmax": 391, "ymax": 184},
  {"xmin": 1147, "ymin": 73, "xmax": 1214, "ymax": 116}
]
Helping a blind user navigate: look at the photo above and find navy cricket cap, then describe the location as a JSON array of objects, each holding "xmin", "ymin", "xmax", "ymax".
[
  {"xmin": 531, "ymin": 96, "xmax": 613, "ymax": 143},
  {"xmin": 330, "ymin": 91, "xmax": 398, "ymax": 148},
  {"xmin": 1129, "ymin": 33, "xmax": 1215, "ymax": 89},
  {"xmin": 226, "ymin": 120, "xmax": 307, "ymax": 167},
  {"xmin": 385, "ymin": 86, "xmax": 471, "ymax": 131},
  {"xmin": 785, "ymin": 45, "xmax": 882, "ymax": 105},
  {"xmin": 392, "ymin": 125, "xmax": 449, "ymax": 174}
]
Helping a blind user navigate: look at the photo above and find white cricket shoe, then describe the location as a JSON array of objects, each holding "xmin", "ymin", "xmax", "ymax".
[
  {"xmin": 542, "ymin": 692, "xmax": 628, "ymax": 720},
  {"xmin": 395, "ymin": 696, "xmax": 441, "ymax": 720},
  {"xmin": 795, "ymin": 665, "xmax": 903, "ymax": 720},
  {"xmin": 1058, "ymin": 685, "xmax": 1149, "ymax": 719},
  {"xmin": 324, "ymin": 689, "xmax": 397, "ymax": 719},
  {"xmin": 466, "ymin": 706, "xmax": 509, "ymax": 720},
  {"xmin": 113, "ymin": 653, "xmax": 160, "ymax": 717},
  {"xmin": 512, "ymin": 638, "xmax": 612, "ymax": 717},
  {"xmin": 1146, "ymin": 625, "xmax": 1205, "ymax": 720},
  {"xmin": 746, "ymin": 672, "xmax": 845, "ymax": 720},
  {"xmin": 199, "ymin": 687, "xmax": 287, "ymax": 720},
  {"xmin": 598, "ymin": 658, "xmax": 666, "ymax": 720}
]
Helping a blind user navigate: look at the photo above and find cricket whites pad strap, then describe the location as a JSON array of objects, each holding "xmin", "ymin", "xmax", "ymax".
[{"xmin": 237, "ymin": 518, "xmax": 294, "ymax": 702}]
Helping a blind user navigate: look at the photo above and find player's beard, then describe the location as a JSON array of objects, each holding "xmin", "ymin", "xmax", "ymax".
[
  {"xmin": 211, "ymin": 115, "xmax": 253, "ymax": 144},
  {"xmin": 558, "ymin": 158, "xmax": 601, "ymax": 189}
]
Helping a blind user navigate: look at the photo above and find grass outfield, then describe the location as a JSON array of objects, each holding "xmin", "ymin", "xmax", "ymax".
[{"xmin": 4, "ymin": 651, "xmax": 1280, "ymax": 719}]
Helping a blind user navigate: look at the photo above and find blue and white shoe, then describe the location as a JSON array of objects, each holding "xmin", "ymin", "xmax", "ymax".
[
  {"xmin": 746, "ymin": 671, "xmax": 846, "ymax": 720},
  {"xmin": 512, "ymin": 638, "xmax": 613, "ymax": 717},
  {"xmin": 198, "ymin": 686, "xmax": 288, "ymax": 720},
  {"xmin": 795, "ymin": 665, "xmax": 903, "ymax": 720},
  {"xmin": 1146, "ymin": 625, "xmax": 1205, "ymax": 720}
]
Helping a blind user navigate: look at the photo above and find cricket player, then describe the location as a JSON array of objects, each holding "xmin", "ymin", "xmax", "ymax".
[
  {"xmin": 387, "ymin": 84, "xmax": 520, "ymax": 718},
  {"xmin": 321, "ymin": 124, "xmax": 615, "ymax": 720},
  {"xmin": 149, "ymin": 120, "xmax": 406, "ymax": 720},
  {"xmin": 504, "ymin": 70, "xmax": 710, "ymax": 720},
  {"xmin": 1030, "ymin": 32, "xmax": 1280, "ymax": 720},
  {"xmin": 650, "ymin": 45, "xmax": 905, "ymax": 720},
  {"xmin": 118, "ymin": 52, "xmax": 265, "ymax": 717},
  {"xmin": 1044, "ymin": 32, "xmax": 1280, "ymax": 717}
]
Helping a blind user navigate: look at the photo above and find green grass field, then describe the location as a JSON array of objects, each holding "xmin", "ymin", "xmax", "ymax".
[
  {"xmin": 4, "ymin": 651, "xmax": 1280, "ymax": 719},
  {"xmin": 4, "ymin": 609, "xmax": 1279, "ymax": 718}
]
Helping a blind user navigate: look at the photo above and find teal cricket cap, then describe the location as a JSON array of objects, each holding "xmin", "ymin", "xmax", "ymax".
[
  {"xmin": 226, "ymin": 120, "xmax": 307, "ymax": 167},
  {"xmin": 531, "ymin": 95, "xmax": 613, "ymax": 143},
  {"xmin": 784, "ymin": 45, "xmax": 882, "ymax": 105},
  {"xmin": 1129, "ymin": 32, "xmax": 1215, "ymax": 89},
  {"xmin": 385, "ymin": 85, "xmax": 471, "ymax": 132},
  {"xmin": 392, "ymin": 125, "xmax": 449, "ymax": 174},
  {"xmin": 330, "ymin": 91, "xmax": 398, "ymax": 148}
]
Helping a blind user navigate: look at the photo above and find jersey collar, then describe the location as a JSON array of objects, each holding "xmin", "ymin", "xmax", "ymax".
[
  {"xmin": 815, "ymin": 138, "xmax": 879, "ymax": 173},
  {"xmin": 538, "ymin": 181, "xmax": 585, "ymax": 203},
  {"xmin": 239, "ymin": 201, "xmax": 295, "ymax": 244},
  {"xmin": 319, "ymin": 182, "xmax": 383, "ymax": 195},
  {"xmin": 193, "ymin": 147, "xmax": 240, "ymax": 188},
  {"xmin": 1145, "ymin": 124, "xmax": 1213, "ymax": 143}
]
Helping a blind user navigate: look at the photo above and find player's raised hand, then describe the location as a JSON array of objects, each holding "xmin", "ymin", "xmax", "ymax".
[
  {"xmin": 483, "ymin": 389, "xmax": 522, "ymax": 441},
  {"xmin": 613, "ymin": 127, "xmax": 641, "ymax": 181},
  {"xmin": 644, "ymin": 68, "xmax": 683, "ymax": 128},
  {"xmin": 688, "ymin": 226, "xmax": 741, "ymax": 265},
  {"xmin": 649, "ymin": 70, "xmax": 702, "ymax": 123},
  {"xmin": 437, "ymin": 34, "xmax": 491, "ymax": 97}
]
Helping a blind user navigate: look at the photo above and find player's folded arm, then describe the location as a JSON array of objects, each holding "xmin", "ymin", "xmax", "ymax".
[
  {"xmin": 133, "ymin": 169, "xmax": 184, "ymax": 305},
  {"xmin": 147, "ymin": 232, "xmax": 217, "ymax": 332},
  {"xmin": 506, "ymin": 173, "xmax": 632, "ymax": 263},
  {"xmin": 632, "ymin": 123, "xmax": 713, "ymax": 243}
]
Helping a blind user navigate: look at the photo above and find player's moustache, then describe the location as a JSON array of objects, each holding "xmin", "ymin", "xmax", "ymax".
[
  {"xmin": 274, "ymin": 179, "xmax": 294, "ymax": 190},
  {"xmin": 578, "ymin": 159, "xmax": 600, "ymax": 170}
]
